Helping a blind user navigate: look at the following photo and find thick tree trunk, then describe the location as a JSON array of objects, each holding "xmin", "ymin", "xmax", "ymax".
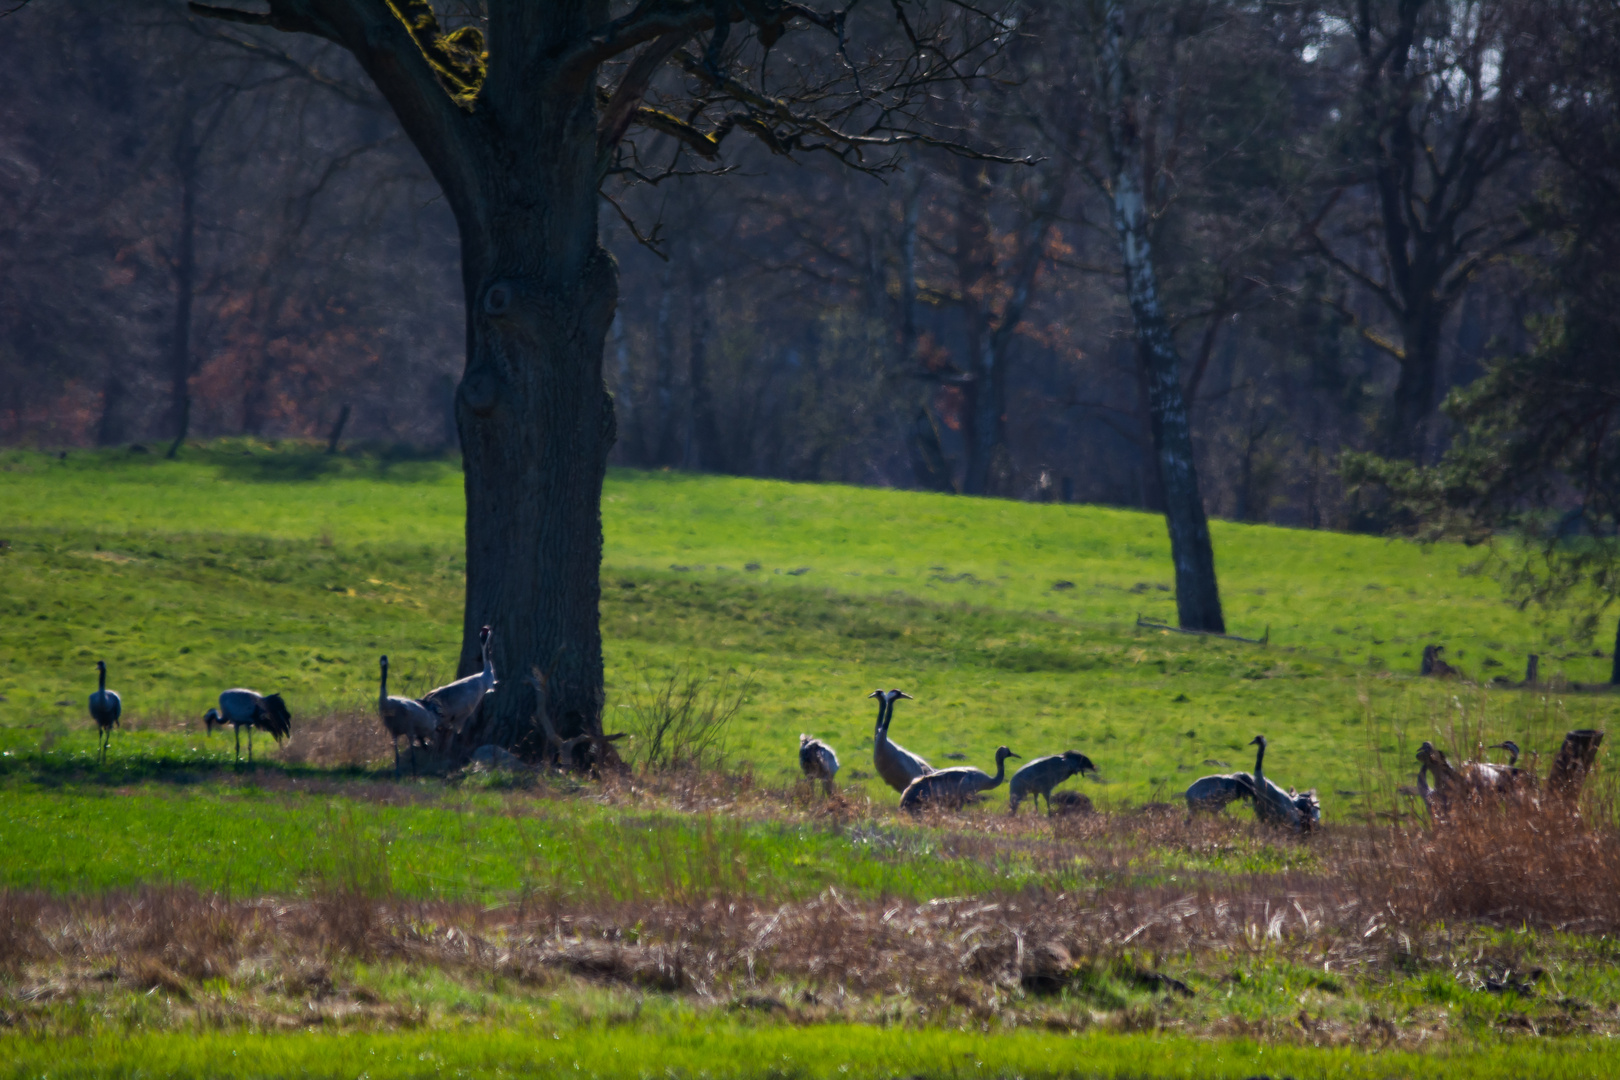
[
  {"xmin": 1098, "ymin": 0, "xmax": 1224, "ymax": 632},
  {"xmin": 95, "ymin": 374, "xmax": 127, "ymax": 447},
  {"xmin": 1612, "ymin": 616, "xmax": 1619, "ymax": 686},
  {"xmin": 907, "ymin": 405, "xmax": 956, "ymax": 493},
  {"xmin": 1378, "ymin": 306, "xmax": 1444, "ymax": 462},
  {"xmin": 447, "ymin": 93, "xmax": 617, "ymax": 749}
]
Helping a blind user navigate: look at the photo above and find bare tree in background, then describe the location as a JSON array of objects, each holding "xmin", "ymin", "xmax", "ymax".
[{"xmin": 1308, "ymin": 0, "xmax": 1534, "ymax": 462}]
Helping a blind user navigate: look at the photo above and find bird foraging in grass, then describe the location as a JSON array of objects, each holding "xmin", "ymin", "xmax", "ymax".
[
  {"xmin": 1182, "ymin": 772, "xmax": 1257, "ymax": 816},
  {"xmin": 88, "ymin": 660, "xmax": 121, "ymax": 764},
  {"xmin": 1248, "ymin": 735, "xmax": 1316, "ymax": 831},
  {"xmin": 901, "ymin": 745, "xmax": 1020, "ymax": 813},
  {"xmin": 799, "ymin": 733, "xmax": 839, "ymax": 794},
  {"xmin": 204, "ymin": 688, "xmax": 291, "ymax": 765},
  {"xmin": 1008, "ymin": 750, "xmax": 1097, "ymax": 816}
]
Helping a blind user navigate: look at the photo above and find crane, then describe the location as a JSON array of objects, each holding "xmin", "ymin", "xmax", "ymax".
[
  {"xmin": 799, "ymin": 733, "xmax": 839, "ymax": 794},
  {"xmin": 1182, "ymin": 772, "xmax": 1256, "ymax": 815},
  {"xmin": 900, "ymin": 746, "xmax": 1020, "ymax": 813},
  {"xmin": 1248, "ymin": 736, "xmax": 1312, "ymax": 830},
  {"xmin": 88, "ymin": 660, "xmax": 121, "ymax": 764},
  {"xmin": 1008, "ymin": 751, "xmax": 1097, "ymax": 815},
  {"xmin": 204, "ymin": 688, "xmax": 292, "ymax": 765},
  {"xmin": 870, "ymin": 688, "xmax": 931, "ymax": 793},
  {"xmin": 378, "ymin": 655, "xmax": 440, "ymax": 777},
  {"xmin": 421, "ymin": 625, "xmax": 496, "ymax": 748}
]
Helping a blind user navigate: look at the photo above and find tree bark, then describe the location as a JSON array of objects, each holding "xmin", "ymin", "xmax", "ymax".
[
  {"xmin": 165, "ymin": 126, "xmax": 198, "ymax": 459},
  {"xmin": 449, "ymin": 123, "xmax": 617, "ymax": 747},
  {"xmin": 95, "ymin": 374, "xmax": 128, "ymax": 447},
  {"xmin": 1379, "ymin": 306, "xmax": 1444, "ymax": 462},
  {"xmin": 1096, "ymin": 0, "xmax": 1224, "ymax": 632}
]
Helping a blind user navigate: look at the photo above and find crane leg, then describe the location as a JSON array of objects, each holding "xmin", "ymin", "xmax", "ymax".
[
  {"xmin": 234, "ymin": 728, "xmax": 241, "ymax": 765},
  {"xmin": 393, "ymin": 738, "xmax": 401, "ymax": 779},
  {"xmin": 248, "ymin": 728, "xmax": 254, "ymax": 764}
]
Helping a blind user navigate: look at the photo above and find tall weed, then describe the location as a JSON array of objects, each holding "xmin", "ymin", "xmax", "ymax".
[{"xmin": 621, "ymin": 666, "xmax": 752, "ymax": 772}]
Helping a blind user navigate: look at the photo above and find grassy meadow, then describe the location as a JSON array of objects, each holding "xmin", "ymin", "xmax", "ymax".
[
  {"xmin": 2, "ymin": 442, "xmax": 1612, "ymax": 804},
  {"xmin": 3, "ymin": 441, "xmax": 1619, "ymax": 1078}
]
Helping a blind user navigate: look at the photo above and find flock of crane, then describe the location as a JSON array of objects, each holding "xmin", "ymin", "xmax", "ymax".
[
  {"xmin": 84, "ymin": 626, "xmax": 498, "ymax": 775},
  {"xmin": 799, "ymin": 688, "xmax": 1098, "ymax": 815},
  {"xmin": 798, "ymin": 689, "xmax": 1323, "ymax": 829},
  {"xmin": 87, "ymin": 647, "xmax": 1591, "ymax": 830}
]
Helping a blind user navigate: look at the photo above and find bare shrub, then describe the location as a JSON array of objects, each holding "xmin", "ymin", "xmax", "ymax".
[{"xmin": 621, "ymin": 665, "xmax": 752, "ymax": 772}]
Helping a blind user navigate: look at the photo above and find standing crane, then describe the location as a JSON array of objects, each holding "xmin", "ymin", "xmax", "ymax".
[
  {"xmin": 870, "ymin": 688, "xmax": 932, "ymax": 793},
  {"xmin": 88, "ymin": 660, "xmax": 121, "ymax": 764},
  {"xmin": 422, "ymin": 625, "xmax": 496, "ymax": 748},
  {"xmin": 378, "ymin": 655, "xmax": 439, "ymax": 777},
  {"xmin": 1248, "ymin": 736, "xmax": 1313, "ymax": 830},
  {"xmin": 900, "ymin": 746, "xmax": 1020, "ymax": 813},
  {"xmin": 204, "ymin": 688, "xmax": 292, "ymax": 765},
  {"xmin": 798, "ymin": 733, "xmax": 839, "ymax": 794},
  {"xmin": 1008, "ymin": 751, "xmax": 1097, "ymax": 815}
]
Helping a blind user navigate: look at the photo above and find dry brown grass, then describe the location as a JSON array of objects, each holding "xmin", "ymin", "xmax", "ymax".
[
  {"xmin": 0, "ymin": 876, "xmax": 1380, "ymax": 1007},
  {"xmin": 1345, "ymin": 800, "xmax": 1620, "ymax": 931},
  {"xmin": 7, "ymin": 799, "xmax": 1620, "ymax": 1043},
  {"xmin": 275, "ymin": 708, "xmax": 394, "ymax": 770}
]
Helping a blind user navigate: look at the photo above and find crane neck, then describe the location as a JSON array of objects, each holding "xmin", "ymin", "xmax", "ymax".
[
  {"xmin": 379, "ymin": 663, "xmax": 390, "ymax": 704},
  {"xmin": 1253, "ymin": 741, "xmax": 1265, "ymax": 784},
  {"xmin": 98, "ymin": 667, "xmax": 106, "ymax": 693},
  {"xmin": 989, "ymin": 753, "xmax": 1008, "ymax": 786},
  {"xmin": 874, "ymin": 696, "xmax": 889, "ymax": 741}
]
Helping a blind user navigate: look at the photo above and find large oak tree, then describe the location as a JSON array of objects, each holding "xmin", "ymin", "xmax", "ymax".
[{"xmin": 177, "ymin": 0, "xmax": 1002, "ymax": 751}]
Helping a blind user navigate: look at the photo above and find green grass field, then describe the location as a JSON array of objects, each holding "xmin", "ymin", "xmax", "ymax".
[
  {"xmin": 7, "ymin": 1026, "xmax": 1620, "ymax": 1080},
  {"xmin": 2, "ymin": 443, "xmax": 1612, "ymax": 805},
  {"xmin": 3, "ymin": 442, "xmax": 1618, "ymax": 1078}
]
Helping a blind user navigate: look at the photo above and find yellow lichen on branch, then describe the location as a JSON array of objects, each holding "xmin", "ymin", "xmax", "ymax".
[{"xmin": 385, "ymin": 0, "xmax": 485, "ymax": 108}]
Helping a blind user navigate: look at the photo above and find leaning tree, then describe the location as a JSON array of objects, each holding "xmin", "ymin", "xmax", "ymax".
[{"xmin": 177, "ymin": 0, "xmax": 1009, "ymax": 752}]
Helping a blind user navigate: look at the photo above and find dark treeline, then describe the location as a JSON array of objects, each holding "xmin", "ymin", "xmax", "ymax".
[{"xmin": 1, "ymin": 1, "xmax": 1610, "ymax": 535}]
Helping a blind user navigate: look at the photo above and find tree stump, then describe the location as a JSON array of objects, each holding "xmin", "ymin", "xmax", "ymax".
[{"xmin": 1548, "ymin": 729, "xmax": 1605, "ymax": 804}]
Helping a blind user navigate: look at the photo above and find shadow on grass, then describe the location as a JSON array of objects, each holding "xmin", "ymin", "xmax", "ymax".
[
  {"xmin": 0, "ymin": 751, "xmax": 375, "ymax": 790},
  {"xmin": 198, "ymin": 440, "xmax": 458, "ymax": 484}
]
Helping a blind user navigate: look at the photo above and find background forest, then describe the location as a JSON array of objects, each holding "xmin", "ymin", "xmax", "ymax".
[{"xmin": 1, "ymin": 0, "xmax": 1611, "ymax": 532}]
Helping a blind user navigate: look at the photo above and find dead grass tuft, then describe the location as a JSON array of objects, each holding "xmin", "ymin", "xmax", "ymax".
[
  {"xmin": 276, "ymin": 709, "xmax": 390, "ymax": 770},
  {"xmin": 1348, "ymin": 800, "xmax": 1620, "ymax": 930}
]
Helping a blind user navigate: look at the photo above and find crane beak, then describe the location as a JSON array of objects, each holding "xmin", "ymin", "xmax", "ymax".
[
  {"xmin": 867, "ymin": 690, "xmax": 884, "ymax": 699},
  {"xmin": 895, "ymin": 691, "xmax": 913, "ymax": 699}
]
